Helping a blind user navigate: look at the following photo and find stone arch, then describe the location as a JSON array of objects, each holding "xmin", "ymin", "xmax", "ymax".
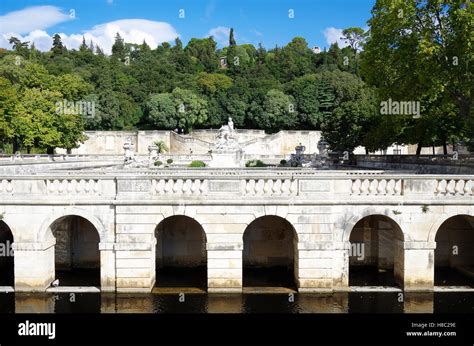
[
  {"xmin": 341, "ymin": 208, "xmax": 406, "ymax": 242},
  {"xmin": 428, "ymin": 212, "xmax": 474, "ymax": 243},
  {"xmin": 432, "ymin": 214, "xmax": 474, "ymax": 286},
  {"xmin": 47, "ymin": 214, "xmax": 102, "ymax": 287},
  {"xmin": 154, "ymin": 215, "xmax": 207, "ymax": 289},
  {"xmin": 242, "ymin": 215, "xmax": 298, "ymax": 288},
  {"xmin": 346, "ymin": 214, "xmax": 405, "ymax": 287},
  {"xmin": 37, "ymin": 207, "xmax": 107, "ymax": 244},
  {"xmin": 0, "ymin": 219, "xmax": 14, "ymax": 286}
]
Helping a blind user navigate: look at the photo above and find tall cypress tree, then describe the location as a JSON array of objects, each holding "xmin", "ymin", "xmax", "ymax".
[{"xmin": 229, "ymin": 28, "xmax": 236, "ymax": 46}]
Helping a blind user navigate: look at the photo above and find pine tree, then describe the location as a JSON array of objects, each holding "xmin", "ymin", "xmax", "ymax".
[
  {"xmin": 111, "ymin": 32, "xmax": 126, "ymax": 61},
  {"xmin": 79, "ymin": 36, "xmax": 88, "ymax": 51},
  {"xmin": 95, "ymin": 44, "xmax": 104, "ymax": 56},
  {"xmin": 51, "ymin": 34, "xmax": 66, "ymax": 56}
]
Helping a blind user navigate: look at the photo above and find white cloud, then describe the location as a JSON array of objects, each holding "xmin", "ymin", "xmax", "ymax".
[
  {"xmin": 206, "ymin": 26, "xmax": 231, "ymax": 46},
  {"xmin": 0, "ymin": 6, "xmax": 72, "ymax": 35},
  {"xmin": 323, "ymin": 27, "xmax": 349, "ymax": 48},
  {"xmin": 250, "ymin": 29, "xmax": 263, "ymax": 38},
  {"xmin": 1, "ymin": 18, "xmax": 180, "ymax": 54}
]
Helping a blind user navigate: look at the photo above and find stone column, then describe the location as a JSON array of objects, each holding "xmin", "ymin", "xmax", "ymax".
[
  {"xmin": 403, "ymin": 241, "xmax": 436, "ymax": 291},
  {"xmin": 332, "ymin": 241, "xmax": 350, "ymax": 290},
  {"xmin": 115, "ymin": 240, "xmax": 156, "ymax": 293},
  {"xmin": 14, "ymin": 240, "xmax": 55, "ymax": 292},
  {"xmin": 99, "ymin": 242, "xmax": 116, "ymax": 291},
  {"xmin": 207, "ymin": 242, "xmax": 243, "ymax": 293},
  {"xmin": 297, "ymin": 241, "xmax": 335, "ymax": 292}
]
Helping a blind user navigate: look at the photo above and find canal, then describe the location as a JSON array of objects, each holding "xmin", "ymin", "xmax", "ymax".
[{"xmin": 0, "ymin": 292, "xmax": 472, "ymax": 314}]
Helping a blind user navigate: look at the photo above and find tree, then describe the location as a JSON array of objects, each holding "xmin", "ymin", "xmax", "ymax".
[
  {"xmin": 360, "ymin": 0, "xmax": 473, "ymax": 154},
  {"xmin": 229, "ymin": 28, "xmax": 237, "ymax": 46},
  {"xmin": 51, "ymin": 34, "xmax": 66, "ymax": 56},
  {"xmin": 171, "ymin": 87, "xmax": 208, "ymax": 132},
  {"xmin": 249, "ymin": 89, "xmax": 298, "ymax": 131},
  {"xmin": 185, "ymin": 37, "xmax": 218, "ymax": 72},
  {"xmin": 0, "ymin": 77, "xmax": 17, "ymax": 143},
  {"xmin": 111, "ymin": 33, "xmax": 126, "ymax": 62},
  {"xmin": 341, "ymin": 27, "xmax": 366, "ymax": 52},
  {"xmin": 79, "ymin": 36, "xmax": 88, "ymax": 52},
  {"xmin": 195, "ymin": 72, "xmax": 232, "ymax": 94},
  {"xmin": 11, "ymin": 88, "xmax": 62, "ymax": 152},
  {"xmin": 318, "ymin": 70, "xmax": 378, "ymax": 152},
  {"xmin": 146, "ymin": 93, "xmax": 177, "ymax": 129},
  {"xmin": 8, "ymin": 37, "xmax": 29, "ymax": 58}
]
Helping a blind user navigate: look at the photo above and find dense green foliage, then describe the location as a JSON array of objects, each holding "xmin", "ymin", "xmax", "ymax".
[
  {"xmin": 188, "ymin": 160, "xmax": 206, "ymax": 167},
  {"xmin": 245, "ymin": 159, "xmax": 267, "ymax": 167},
  {"xmin": 360, "ymin": 0, "xmax": 473, "ymax": 153},
  {"xmin": 0, "ymin": 0, "xmax": 472, "ymax": 155}
]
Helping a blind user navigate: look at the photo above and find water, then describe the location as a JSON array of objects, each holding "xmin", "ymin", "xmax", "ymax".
[{"xmin": 0, "ymin": 292, "xmax": 472, "ymax": 314}]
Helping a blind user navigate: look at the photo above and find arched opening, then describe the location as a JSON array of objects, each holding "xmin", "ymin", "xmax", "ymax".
[
  {"xmin": 243, "ymin": 216, "xmax": 298, "ymax": 289},
  {"xmin": 434, "ymin": 215, "xmax": 474, "ymax": 287},
  {"xmin": 51, "ymin": 216, "xmax": 100, "ymax": 287},
  {"xmin": 155, "ymin": 216, "xmax": 207, "ymax": 289},
  {"xmin": 0, "ymin": 220, "xmax": 14, "ymax": 286},
  {"xmin": 349, "ymin": 215, "xmax": 404, "ymax": 287}
]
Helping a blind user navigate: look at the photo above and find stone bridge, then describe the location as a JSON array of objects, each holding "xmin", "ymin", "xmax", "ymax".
[{"xmin": 0, "ymin": 168, "xmax": 473, "ymax": 293}]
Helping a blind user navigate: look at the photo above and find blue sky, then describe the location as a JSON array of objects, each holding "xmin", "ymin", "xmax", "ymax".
[{"xmin": 0, "ymin": 0, "xmax": 375, "ymax": 53}]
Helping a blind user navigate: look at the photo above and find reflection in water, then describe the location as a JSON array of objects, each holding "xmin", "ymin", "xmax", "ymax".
[{"xmin": 3, "ymin": 292, "xmax": 472, "ymax": 314}]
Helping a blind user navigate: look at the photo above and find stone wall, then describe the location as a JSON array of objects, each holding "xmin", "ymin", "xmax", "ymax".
[
  {"xmin": 62, "ymin": 131, "xmax": 170, "ymax": 155},
  {"xmin": 55, "ymin": 129, "xmax": 470, "ymax": 157},
  {"xmin": 58, "ymin": 130, "xmax": 322, "ymax": 156}
]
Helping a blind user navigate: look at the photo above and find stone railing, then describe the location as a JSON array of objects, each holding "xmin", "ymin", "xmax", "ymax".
[
  {"xmin": 152, "ymin": 179, "xmax": 209, "ymax": 196},
  {"xmin": 350, "ymin": 178, "xmax": 403, "ymax": 196},
  {"xmin": 0, "ymin": 170, "xmax": 473, "ymax": 203},
  {"xmin": 0, "ymin": 179, "xmax": 13, "ymax": 194},
  {"xmin": 243, "ymin": 178, "xmax": 298, "ymax": 196},
  {"xmin": 435, "ymin": 179, "xmax": 473, "ymax": 196},
  {"xmin": 46, "ymin": 179, "xmax": 101, "ymax": 195}
]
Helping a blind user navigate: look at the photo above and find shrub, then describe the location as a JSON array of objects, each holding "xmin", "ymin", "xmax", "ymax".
[
  {"xmin": 154, "ymin": 160, "xmax": 163, "ymax": 167},
  {"xmin": 167, "ymin": 158, "xmax": 173, "ymax": 164},
  {"xmin": 188, "ymin": 160, "xmax": 206, "ymax": 167},
  {"xmin": 280, "ymin": 159, "xmax": 287, "ymax": 165},
  {"xmin": 245, "ymin": 159, "xmax": 266, "ymax": 167},
  {"xmin": 153, "ymin": 140, "xmax": 168, "ymax": 153}
]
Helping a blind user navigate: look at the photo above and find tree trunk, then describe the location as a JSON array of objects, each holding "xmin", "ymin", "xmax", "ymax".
[
  {"xmin": 47, "ymin": 147, "xmax": 54, "ymax": 155},
  {"xmin": 432, "ymin": 144, "xmax": 435, "ymax": 155},
  {"xmin": 12, "ymin": 138, "xmax": 19, "ymax": 154},
  {"xmin": 416, "ymin": 140, "xmax": 423, "ymax": 156},
  {"xmin": 27, "ymin": 147, "xmax": 31, "ymax": 154},
  {"xmin": 442, "ymin": 141, "xmax": 448, "ymax": 155}
]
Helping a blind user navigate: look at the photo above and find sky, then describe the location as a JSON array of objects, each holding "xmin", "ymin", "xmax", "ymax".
[{"xmin": 0, "ymin": 0, "xmax": 375, "ymax": 54}]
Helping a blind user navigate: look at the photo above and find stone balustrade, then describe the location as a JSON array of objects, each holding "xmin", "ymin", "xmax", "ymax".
[
  {"xmin": 0, "ymin": 179, "xmax": 13, "ymax": 193},
  {"xmin": 350, "ymin": 178, "xmax": 403, "ymax": 196},
  {"xmin": 435, "ymin": 179, "xmax": 473, "ymax": 196},
  {"xmin": 0, "ymin": 170, "xmax": 473, "ymax": 203}
]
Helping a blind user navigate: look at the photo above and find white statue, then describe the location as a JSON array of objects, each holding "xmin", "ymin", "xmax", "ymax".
[
  {"xmin": 214, "ymin": 117, "xmax": 237, "ymax": 150},
  {"xmin": 123, "ymin": 137, "xmax": 135, "ymax": 164}
]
